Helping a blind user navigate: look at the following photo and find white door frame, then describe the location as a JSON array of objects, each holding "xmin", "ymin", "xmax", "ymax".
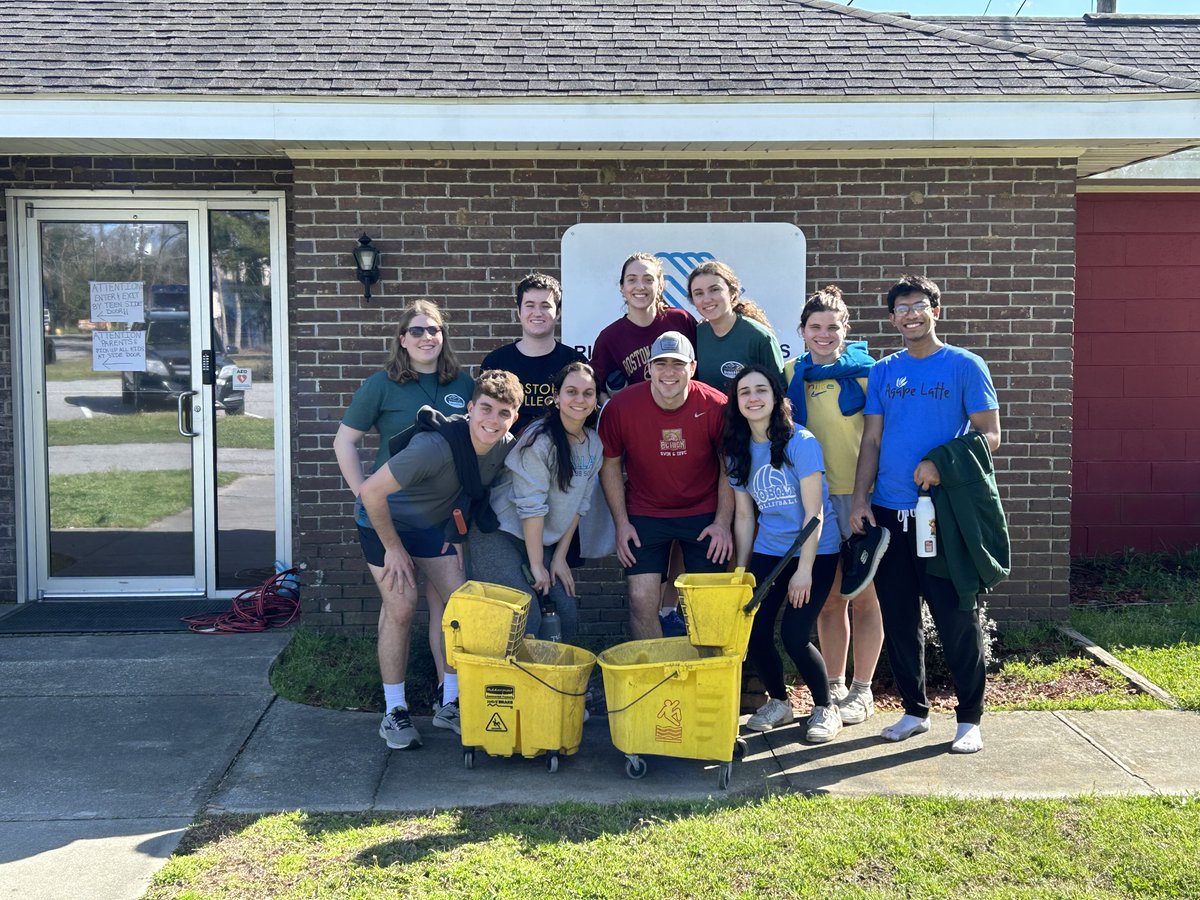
[{"xmin": 6, "ymin": 190, "xmax": 291, "ymax": 600}]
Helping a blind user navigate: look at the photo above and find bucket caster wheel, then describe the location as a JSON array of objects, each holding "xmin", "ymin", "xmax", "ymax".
[
  {"xmin": 624, "ymin": 755, "xmax": 647, "ymax": 780},
  {"xmin": 717, "ymin": 762, "xmax": 732, "ymax": 790},
  {"xmin": 463, "ymin": 748, "xmax": 475, "ymax": 770},
  {"xmin": 733, "ymin": 737, "xmax": 748, "ymax": 760},
  {"xmin": 546, "ymin": 751, "xmax": 560, "ymax": 774}
]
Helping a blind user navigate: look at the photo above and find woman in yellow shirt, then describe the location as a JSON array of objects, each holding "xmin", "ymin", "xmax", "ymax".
[{"xmin": 784, "ymin": 285, "xmax": 881, "ymax": 725}]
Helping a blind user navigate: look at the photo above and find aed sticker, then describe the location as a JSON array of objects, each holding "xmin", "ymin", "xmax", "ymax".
[
  {"xmin": 231, "ymin": 367, "xmax": 253, "ymax": 391},
  {"xmin": 485, "ymin": 685, "xmax": 514, "ymax": 708},
  {"xmin": 486, "ymin": 712, "xmax": 508, "ymax": 733}
]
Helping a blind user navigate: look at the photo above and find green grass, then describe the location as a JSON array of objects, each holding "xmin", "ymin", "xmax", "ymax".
[
  {"xmin": 1072, "ymin": 548, "xmax": 1200, "ymax": 606},
  {"xmin": 50, "ymin": 470, "xmax": 238, "ymax": 528},
  {"xmin": 146, "ymin": 795, "xmax": 1200, "ymax": 899},
  {"xmin": 270, "ymin": 627, "xmax": 439, "ymax": 714},
  {"xmin": 47, "ymin": 413, "xmax": 274, "ymax": 449},
  {"xmin": 44, "ymin": 358, "xmax": 119, "ymax": 381},
  {"xmin": 1069, "ymin": 603, "xmax": 1200, "ymax": 711}
]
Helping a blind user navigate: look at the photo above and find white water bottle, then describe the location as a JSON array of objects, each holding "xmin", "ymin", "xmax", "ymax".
[{"xmin": 916, "ymin": 491, "xmax": 937, "ymax": 558}]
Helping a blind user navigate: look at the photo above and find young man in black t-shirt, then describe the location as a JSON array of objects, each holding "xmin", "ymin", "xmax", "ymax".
[{"xmin": 481, "ymin": 272, "xmax": 586, "ymax": 436}]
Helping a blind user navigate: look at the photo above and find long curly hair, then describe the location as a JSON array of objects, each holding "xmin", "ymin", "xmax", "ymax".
[
  {"xmin": 687, "ymin": 260, "xmax": 774, "ymax": 331},
  {"xmin": 722, "ymin": 364, "xmax": 796, "ymax": 488},
  {"xmin": 383, "ymin": 299, "xmax": 462, "ymax": 385}
]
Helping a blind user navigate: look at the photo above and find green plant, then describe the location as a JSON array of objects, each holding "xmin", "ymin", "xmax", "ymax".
[{"xmin": 270, "ymin": 627, "xmax": 439, "ymax": 714}]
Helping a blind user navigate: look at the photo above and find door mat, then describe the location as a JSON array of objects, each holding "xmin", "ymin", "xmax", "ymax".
[{"xmin": 0, "ymin": 599, "xmax": 235, "ymax": 635}]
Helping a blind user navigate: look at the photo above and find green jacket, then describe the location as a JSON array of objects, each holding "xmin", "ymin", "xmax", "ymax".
[{"xmin": 923, "ymin": 432, "xmax": 1010, "ymax": 610}]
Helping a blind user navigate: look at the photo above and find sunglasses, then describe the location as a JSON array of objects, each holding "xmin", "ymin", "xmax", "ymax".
[{"xmin": 405, "ymin": 325, "xmax": 443, "ymax": 338}]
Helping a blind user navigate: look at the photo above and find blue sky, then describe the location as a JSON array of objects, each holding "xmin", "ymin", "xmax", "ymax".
[{"xmin": 848, "ymin": 1, "xmax": 1200, "ymax": 15}]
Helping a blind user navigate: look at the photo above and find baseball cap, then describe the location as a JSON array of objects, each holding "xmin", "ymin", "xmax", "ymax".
[{"xmin": 648, "ymin": 331, "xmax": 695, "ymax": 363}]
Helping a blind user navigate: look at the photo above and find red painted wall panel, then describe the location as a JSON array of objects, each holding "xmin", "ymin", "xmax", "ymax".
[{"xmin": 1073, "ymin": 193, "xmax": 1200, "ymax": 554}]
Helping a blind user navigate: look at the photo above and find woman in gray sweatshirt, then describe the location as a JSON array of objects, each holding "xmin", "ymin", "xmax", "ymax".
[{"xmin": 471, "ymin": 362, "xmax": 602, "ymax": 640}]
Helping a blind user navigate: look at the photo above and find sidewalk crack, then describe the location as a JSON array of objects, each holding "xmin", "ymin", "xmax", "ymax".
[
  {"xmin": 200, "ymin": 693, "xmax": 279, "ymax": 814},
  {"xmin": 1052, "ymin": 711, "xmax": 1159, "ymax": 794}
]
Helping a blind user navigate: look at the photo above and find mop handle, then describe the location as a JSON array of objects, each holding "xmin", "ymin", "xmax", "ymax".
[{"xmin": 741, "ymin": 516, "xmax": 821, "ymax": 614}]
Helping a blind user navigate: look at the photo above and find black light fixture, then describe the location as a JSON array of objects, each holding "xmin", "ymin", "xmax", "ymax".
[{"xmin": 352, "ymin": 233, "xmax": 381, "ymax": 301}]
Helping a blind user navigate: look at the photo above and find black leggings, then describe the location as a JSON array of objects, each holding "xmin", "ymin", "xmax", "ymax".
[{"xmin": 746, "ymin": 552, "xmax": 838, "ymax": 706}]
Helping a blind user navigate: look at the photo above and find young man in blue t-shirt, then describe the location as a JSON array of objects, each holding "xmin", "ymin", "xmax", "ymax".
[{"xmin": 849, "ymin": 274, "xmax": 1001, "ymax": 754}]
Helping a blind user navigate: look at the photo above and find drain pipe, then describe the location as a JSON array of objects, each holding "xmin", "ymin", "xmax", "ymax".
[{"xmin": 1096, "ymin": 0, "xmax": 1117, "ymax": 12}]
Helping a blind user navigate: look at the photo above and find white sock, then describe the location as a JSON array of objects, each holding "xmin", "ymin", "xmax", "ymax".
[
  {"xmin": 442, "ymin": 673, "xmax": 459, "ymax": 704},
  {"xmin": 828, "ymin": 676, "xmax": 846, "ymax": 690},
  {"xmin": 383, "ymin": 682, "xmax": 406, "ymax": 713},
  {"xmin": 951, "ymin": 723, "xmax": 983, "ymax": 754},
  {"xmin": 851, "ymin": 678, "xmax": 872, "ymax": 692},
  {"xmin": 881, "ymin": 713, "xmax": 930, "ymax": 742}
]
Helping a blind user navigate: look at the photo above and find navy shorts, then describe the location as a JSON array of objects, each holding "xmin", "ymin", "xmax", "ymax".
[
  {"xmin": 358, "ymin": 523, "xmax": 455, "ymax": 567},
  {"xmin": 624, "ymin": 513, "xmax": 726, "ymax": 578}
]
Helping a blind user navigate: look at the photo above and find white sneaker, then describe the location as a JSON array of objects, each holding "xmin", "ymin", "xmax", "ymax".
[
  {"xmin": 745, "ymin": 697, "xmax": 795, "ymax": 732},
  {"xmin": 828, "ymin": 681, "xmax": 850, "ymax": 705},
  {"xmin": 806, "ymin": 705, "xmax": 843, "ymax": 743},
  {"xmin": 838, "ymin": 684, "xmax": 875, "ymax": 725}
]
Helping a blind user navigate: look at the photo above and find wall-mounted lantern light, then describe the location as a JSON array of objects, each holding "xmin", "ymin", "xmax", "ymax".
[{"xmin": 352, "ymin": 233, "xmax": 381, "ymax": 301}]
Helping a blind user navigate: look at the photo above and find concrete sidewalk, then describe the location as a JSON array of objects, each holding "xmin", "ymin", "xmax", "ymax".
[{"xmin": 2, "ymin": 632, "xmax": 1198, "ymax": 900}]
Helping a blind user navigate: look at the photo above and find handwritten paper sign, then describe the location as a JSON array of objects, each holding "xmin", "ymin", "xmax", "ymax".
[
  {"xmin": 231, "ymin": 367, "xmax": 253, "ymax": 391},
  {"xmin": 92, "ymin": 330, "xmax": 146, "ymax": 372},
  {"xmin": 89, "ymin": 281, "xmax": 145, "ymax": 324}
]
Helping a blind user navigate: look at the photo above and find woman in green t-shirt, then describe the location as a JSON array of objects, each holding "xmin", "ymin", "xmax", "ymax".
[
  {"xmin": 334, "ymin": 300, "xmax": 475, "ymax": 720},
  {"xmin": 686, "ymin": 260, "xmax": 784, "ymax": 392}
]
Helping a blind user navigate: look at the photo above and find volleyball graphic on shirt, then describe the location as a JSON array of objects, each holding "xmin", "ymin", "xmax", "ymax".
[{"xmin": 749, "ymin": 462, "xmax": 797, "ymax": 510}]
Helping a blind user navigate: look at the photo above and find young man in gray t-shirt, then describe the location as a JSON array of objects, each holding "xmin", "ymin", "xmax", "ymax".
[{"xmin": 359, "ymin": 370, "xmax": 523, "ymax": 750}]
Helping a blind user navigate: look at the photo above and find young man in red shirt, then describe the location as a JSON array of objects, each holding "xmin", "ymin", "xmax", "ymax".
[{"xmin": 599, "ymin": 331, "xmax": 734, "ymax": 639}]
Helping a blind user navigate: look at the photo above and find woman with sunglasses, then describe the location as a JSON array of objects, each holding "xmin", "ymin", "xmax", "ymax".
[
  {"xmin": 725, "ymin": 364, "xmax": 843, "ymax": 743},
  {"xmin": 334, "ymin": 300, "xmax": 475, "ymax": 722}
]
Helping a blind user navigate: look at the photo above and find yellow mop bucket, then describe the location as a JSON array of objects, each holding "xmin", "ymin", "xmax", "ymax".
[
  {"xmin": 442, "ymin": 581, "xmax": 531, "ymax": 665},
  {"xmin": 598, "ymin": 637, "xmax": 744, "ymax": 788},
  {"xmin": 456, "ymin": 638, "xmax": 596, "ymax": 772},
  {"xmin": 675, "ymin": 568, "xmax": 757, "ymax": 653}
]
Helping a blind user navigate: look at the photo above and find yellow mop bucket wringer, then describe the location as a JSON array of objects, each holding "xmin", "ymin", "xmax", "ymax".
[
  {"xmin": 444, "ymin": 581, "xmax": 596, "ymax": 774},
  {"xmin": 598, "ymin": 517, "xmax": 819, "ymax": 789}
]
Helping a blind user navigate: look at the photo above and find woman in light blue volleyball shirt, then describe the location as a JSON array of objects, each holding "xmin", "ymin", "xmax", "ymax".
[{"xmin": 724, "ymin": 364, "xmax": 843, "ymax": 744}]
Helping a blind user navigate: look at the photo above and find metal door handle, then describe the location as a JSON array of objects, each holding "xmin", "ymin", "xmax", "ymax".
[{"xmin": 178, "ymin": 391, "xmax": 200, "ymax": 437}]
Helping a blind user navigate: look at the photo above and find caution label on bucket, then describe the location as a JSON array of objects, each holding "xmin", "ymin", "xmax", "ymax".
[
  {"xmin": 654, "ymin": 699, "xmax": 683, "ymax": 743},
  {"xmin": 485, "ymin": 685, "xmax": 515, "ymax": 708},
  {"xmin": 486, "ymin": 712, "xmax": 508, "ymax": 733}
]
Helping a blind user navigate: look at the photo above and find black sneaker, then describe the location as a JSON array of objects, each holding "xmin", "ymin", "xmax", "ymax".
[{"xmin": 840, "ymin": 523, "xmax": 890, "ymax": 600}]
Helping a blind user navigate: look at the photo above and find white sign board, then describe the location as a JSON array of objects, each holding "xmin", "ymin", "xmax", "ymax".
[
  {"xmin": 89, "ymin": 281, "xmax": 145, "ymax": 324},
  {"xmin": 231, "ymin": 367, "xmax": 253, "ymax": 391},
  {"xmin": 561, "ymin": 223, "xmax": 806, "ymax": 361},
  {"xmin": 92, "ymin": 330, "xmax": 146, "ymax": 372}
]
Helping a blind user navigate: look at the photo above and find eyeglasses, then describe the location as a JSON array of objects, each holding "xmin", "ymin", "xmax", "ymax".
[
  {"xmin": 893, "ymin": 300, "xmax": 932, "ymax": 315},
  {"xmin": 405, "ymin": 325, "xmax": 443, "ymax": 338}
]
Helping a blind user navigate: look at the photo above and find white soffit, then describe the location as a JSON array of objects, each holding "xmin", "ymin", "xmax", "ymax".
[{"xmin": 1, "ymin": 95, "xmax": 1198, "ymax": 176}]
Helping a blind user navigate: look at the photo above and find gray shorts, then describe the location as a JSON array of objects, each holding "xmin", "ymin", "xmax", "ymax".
[{"xmin": 829, "ymin": 494, "xmax": 870, "ymax": 542}]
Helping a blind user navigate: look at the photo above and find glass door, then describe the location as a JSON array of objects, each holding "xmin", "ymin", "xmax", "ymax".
[
  {"xmin": 15, "ymin": 195, "xmax": 288, "ymax": 600},
  {"xmin": 26, "ymin": 208, "xmax": 208, "ymax": 595}
]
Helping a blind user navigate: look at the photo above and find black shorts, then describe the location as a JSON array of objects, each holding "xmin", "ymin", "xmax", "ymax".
[
  {"xmin": 358, "ymin": 523, "xmax": 456, "ymax": 567},
  {"xmin": 624, "ymin": 513, "xmax": 726, "ymax": 578}
]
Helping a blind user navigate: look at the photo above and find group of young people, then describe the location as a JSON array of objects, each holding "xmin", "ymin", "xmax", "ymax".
[{"xmin": 335, "ymin": 255, "xmax": 1002, "ymax": 759}]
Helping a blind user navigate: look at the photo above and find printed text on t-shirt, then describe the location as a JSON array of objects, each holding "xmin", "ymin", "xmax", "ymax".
[{"xmin": 885, "ymin": 375, "xmax": 952, "ymax": 401}]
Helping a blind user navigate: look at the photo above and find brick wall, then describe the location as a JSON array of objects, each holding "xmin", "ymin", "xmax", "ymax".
[
  {"xmin": 0, "ymin": 156, "xmax": 292, "ymax": 601},
  {"xmin": 293, "ymin": 157, "xmax": 1077, "ymax": 631},
  {"xmin": 1073, "ymin": 192, "xmax": 1200, "ymax": 554}
]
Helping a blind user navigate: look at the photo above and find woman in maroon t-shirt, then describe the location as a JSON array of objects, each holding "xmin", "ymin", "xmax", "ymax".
[{"xmin": 589, "ymin": 252, "xmax": 698, "ymax": 395}]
